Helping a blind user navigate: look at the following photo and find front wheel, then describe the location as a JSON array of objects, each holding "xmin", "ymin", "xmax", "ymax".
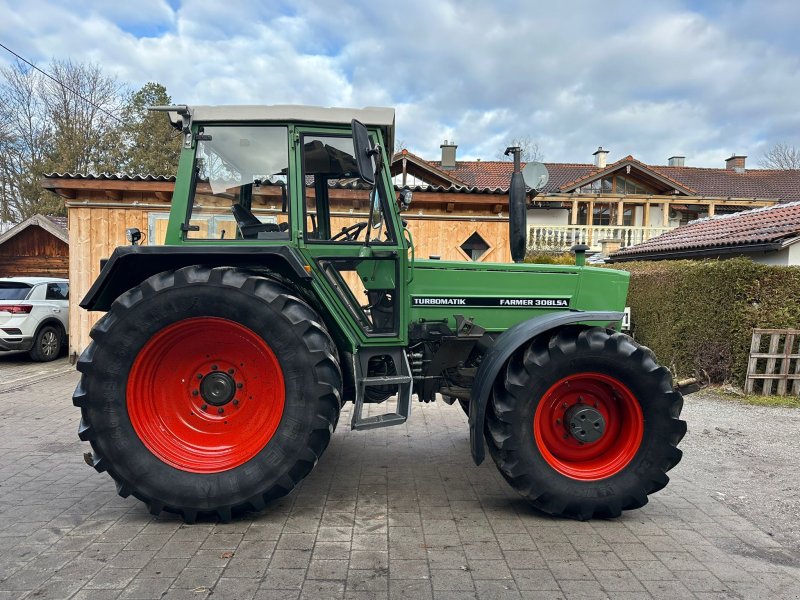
[{"xmin": 485, "ymin": 326, "xmax": 685, "ymax": 520}]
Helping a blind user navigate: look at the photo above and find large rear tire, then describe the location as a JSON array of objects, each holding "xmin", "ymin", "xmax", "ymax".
[
  {"xmin": 73, "ymin": 266, "xmax": 341, "ymax": 522},
  {"xmin": 485, "ymin": 326, "xmax": 685, "ymax": 520}
]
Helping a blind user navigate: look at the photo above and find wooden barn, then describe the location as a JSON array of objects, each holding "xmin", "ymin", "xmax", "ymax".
[{"xmin": 0, "ymin": 214, "xmax": 69, "ymax": 278}]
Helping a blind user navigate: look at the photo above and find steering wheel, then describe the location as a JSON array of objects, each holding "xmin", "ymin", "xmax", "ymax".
[{"xmin": 331, "ymin": 221, "xmax": 368, "ymax": 241}]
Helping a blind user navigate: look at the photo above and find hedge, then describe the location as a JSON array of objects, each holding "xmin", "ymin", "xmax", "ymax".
[{"xmin": 613, "ymin": 258, "xmax": 800, "ymax": 385}]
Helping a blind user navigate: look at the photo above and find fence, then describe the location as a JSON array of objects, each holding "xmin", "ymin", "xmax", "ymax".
[
  {"xmin": 745, "ymin": 329, "xmax": 800, "ymax": 396},
  {"xmin": 528, "ymin": 225, "xmax": 672, "ymax": 252}
]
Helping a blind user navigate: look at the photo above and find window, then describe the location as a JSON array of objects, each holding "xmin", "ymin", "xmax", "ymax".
[
  {"xmin": 460, "ymin": 232, "xmax": 490, "ymax": 261},
  {"xmin": 0, "ymin": 283, "xmax": 31, "ymax": 300},
  {"xmin": 45, "ymin": 283, "xmax": 69, "ymax": 301},
  {"xmin": 186, "ymin": 126, "xmax": 289, "ymax": 240},
  {"xmin": 578, "ymin": 177, "xmax": 613, "ymax": 194},
  {"xmin": 301, "ymin": 134, "xmax": 394, "ymax": 245},
  {"xmin": 615, "ymin": 176, "xmax": 650, "ymax": 195},
  {"xmin": 577, "ymin": 205, "xmax": 633, "ymax": 226}
]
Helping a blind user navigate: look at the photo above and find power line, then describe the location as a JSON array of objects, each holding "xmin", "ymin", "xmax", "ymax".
[{"xmin": 0, "ymin": 42, "xmax": 123, "ymax": 125}]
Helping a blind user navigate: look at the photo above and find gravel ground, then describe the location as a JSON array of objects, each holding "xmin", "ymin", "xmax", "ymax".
[{"xmin": 676, "ymin": 388, "xmax": 800, "ymax": 554}]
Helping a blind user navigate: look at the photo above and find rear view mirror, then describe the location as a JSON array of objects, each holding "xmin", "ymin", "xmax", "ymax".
[{"xmin": 351, "ymin": 119, "xmax": 376, "ymax": 186}]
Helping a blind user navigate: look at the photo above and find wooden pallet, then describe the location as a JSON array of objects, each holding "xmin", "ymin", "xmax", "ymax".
[{"xmin": 745, "ymin": 328, "xmax": 800, "ymax": 396}]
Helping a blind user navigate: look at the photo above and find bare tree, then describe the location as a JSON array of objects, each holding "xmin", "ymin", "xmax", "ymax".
[
  {"xmin": 0, "ymin": 59, "xmax": 125, "ymax": 221},
  {"xmin": 42, "ymin": 59, "xmax": 124, "ymax": 175},
  {"xmin": 760, "ymin": 142, "xmax": 800, "ymax": 169},
  {"xmin": 0, "ymin": 63, "xmax": 52, "ymax": 221},
  {"xmin": 497, "ymin": 135, "xmax": 543, "ymax": 163}
]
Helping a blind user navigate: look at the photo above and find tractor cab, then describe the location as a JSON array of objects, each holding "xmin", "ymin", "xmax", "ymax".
[{"xmin": 153, "ymin": 105, "xmax": 414, "ymax": 429}]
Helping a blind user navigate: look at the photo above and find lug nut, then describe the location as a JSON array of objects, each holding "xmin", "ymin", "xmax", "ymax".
[
  {"xmin": 201, "ymin": 404, "xmax": 208, "ymax": 411},
  {"xmin": 211, "ymin": 364, "xmax": 218, "ymax": 371},
  {"xmin": 236, "ymin": 383, "xmax": 243, "ymax": 389},
  {"xmin": 233, "ymin": 399, "xmax": 239, "ymax": 406},
  {"xmin": 217, "ymin": 408, "xmax": 224, "ymax": 415},
  {"xmin": 192, "ymin": 390, "xmax": 199, "ymax": 396},
  {"xmin": 197, "ymin": 373, "xmax": 203, "ymax": 380},
  {"xmin": 228, "ymin": 368, "xmax": 234, "ymax": 375}
]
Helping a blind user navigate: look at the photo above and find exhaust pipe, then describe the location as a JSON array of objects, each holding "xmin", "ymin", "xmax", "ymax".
[{"xmin": 505, "ymin": 146, "xmax": 526, "ymax": 263}]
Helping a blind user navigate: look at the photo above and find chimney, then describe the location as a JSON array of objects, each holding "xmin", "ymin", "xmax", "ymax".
[
  {"xmin": 667, "ymin": 156, "xmax": 685, "ymax": 167},
  {"xmin": 593, "ymin": 146, "xmax": 609, "ymax": 168},
  {"xmin": 440, "ymin": 140, "xmax": 457, "ymax": 169},
  {"xmin": 725, "ymin": 154, "xmax": 747, "ymax": 172}
]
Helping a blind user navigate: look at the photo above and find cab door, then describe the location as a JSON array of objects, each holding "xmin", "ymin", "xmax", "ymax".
[{"xmin": 293, "ymin": 126, "xmax": 408, "ymax": 350}]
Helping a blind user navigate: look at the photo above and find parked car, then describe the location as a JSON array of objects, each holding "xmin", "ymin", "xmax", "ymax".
[{"xmin": 0, "ymin": 277, "xmax": 69, "ymax": 361}]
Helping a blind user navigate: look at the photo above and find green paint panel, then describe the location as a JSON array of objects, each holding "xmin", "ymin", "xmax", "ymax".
[{"xmin": 409, "ymin": 259, "xmax": 629, "ymax": 332}]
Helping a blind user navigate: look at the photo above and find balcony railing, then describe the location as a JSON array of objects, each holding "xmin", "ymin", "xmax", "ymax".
[{"xmin": 528, "ymin": 225, "xmax": 673, "ymax": 253}]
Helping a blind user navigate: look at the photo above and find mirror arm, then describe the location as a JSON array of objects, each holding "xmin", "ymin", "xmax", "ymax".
[{"xmin": 364, "ymin": 188, "xmax": 376, "ymax": 247}]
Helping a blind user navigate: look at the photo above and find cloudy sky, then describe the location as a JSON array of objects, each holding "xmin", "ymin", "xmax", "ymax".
[{"xmin": 1, "ymin": 0, "xmax": 798, "ymax": 167}]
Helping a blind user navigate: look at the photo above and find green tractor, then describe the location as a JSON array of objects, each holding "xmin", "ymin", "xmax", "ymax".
[{"xmin": 74, "ymin": 105, "xmax": 686, "ymax": 522}]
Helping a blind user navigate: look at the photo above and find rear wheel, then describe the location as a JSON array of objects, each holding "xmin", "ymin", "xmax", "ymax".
[
  {"xmin": 73, "ymin": 266, "xmax": 341, "ymax": 522},
  {"xmin": 485, "ymin": 326, "xmax": 685, "ymax": 520}
]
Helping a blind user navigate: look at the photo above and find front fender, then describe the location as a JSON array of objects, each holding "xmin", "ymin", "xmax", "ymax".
[
  {"xmin": 468, "ymin": 310, "xmax": 624, "ymax": 465},
  {"xmin": 80, "ymin": 245, "xmax": 311, "ymax": 311}
]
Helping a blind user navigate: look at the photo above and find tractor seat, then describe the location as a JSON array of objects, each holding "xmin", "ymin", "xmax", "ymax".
[{"xmin": 231, "ymin": 204, "xmax": 281, "ymax": 238}]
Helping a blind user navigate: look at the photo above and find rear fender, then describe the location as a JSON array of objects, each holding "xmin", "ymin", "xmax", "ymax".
[
  {"xmin": 80, "ymin": 245, "xmax": 311, "ymax": 311},
  {"xmin": 468, "ymin": 310, "xmax": 625, "ymax": 465}
]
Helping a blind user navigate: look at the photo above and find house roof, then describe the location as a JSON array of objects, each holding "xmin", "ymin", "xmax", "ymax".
[
  {"xmin": 425, "ymin": 160, "xmax": 596, "ymax": 193},
  {"xmin": 650, "ymin": 166, "xmax": 800, "ymax": 200},
  {"xmin": 391, "ymin": 150, "xmax": 469, "ymax": 187},
  {"xmin": 44, "ymin": 156, "xmax": 800, "ymax": 203},
  {"xmin": 0, "ymin": 214, "xmax": 69, "ymax": 247},
  {"xmin": 609, "ymin": 201, "xmax": 800, "ymax": 262},
  {"xmin": 422, "ymin": 159, "xmax": 800, "ymax": 201},
  {"xmin": 559, "ymin": 156, "xmax": 696, "ymax": 195}
]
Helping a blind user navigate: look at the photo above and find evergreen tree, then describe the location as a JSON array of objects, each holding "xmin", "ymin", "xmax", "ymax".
[{"xmin": 121, "ymin": 82, "xmax": 181, "ymax": 176}]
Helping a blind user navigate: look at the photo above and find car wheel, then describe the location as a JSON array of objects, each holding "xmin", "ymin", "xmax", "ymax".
[{"xmin": 30, "ymin": 324, "xmax": 63, "ymax": 362}]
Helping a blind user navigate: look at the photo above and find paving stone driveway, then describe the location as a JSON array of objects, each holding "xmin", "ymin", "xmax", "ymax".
[{"xmin": 0, "ymin": 364, "xmax": 798, "ymax": 599}]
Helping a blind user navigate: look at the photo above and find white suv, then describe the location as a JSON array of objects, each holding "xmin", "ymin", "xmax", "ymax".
[{"xmin": 0, "ymin": 277, "xmax": 69, "ymax": 361}]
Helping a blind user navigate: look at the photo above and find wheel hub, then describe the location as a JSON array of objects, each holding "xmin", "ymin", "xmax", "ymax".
[
  {"xmin": 200, "ymin": 371, "xmax": 236, "ymax": 406},
  {"xmin": 564, "ymin": 404, "xmax": 606, "ymax": 443}
]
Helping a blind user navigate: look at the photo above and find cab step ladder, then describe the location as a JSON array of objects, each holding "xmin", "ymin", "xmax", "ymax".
[{"xmin": 351, "ymin": 347, "xmax": 413, "ymax": 430}]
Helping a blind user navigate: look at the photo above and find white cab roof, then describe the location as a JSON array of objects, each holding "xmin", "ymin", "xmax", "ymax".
[{"xmin": 165, "ymin": 104, "xmax": 396, "ymax": 151}]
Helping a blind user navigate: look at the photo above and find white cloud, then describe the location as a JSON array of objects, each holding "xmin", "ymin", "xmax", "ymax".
[{"xmin": 1, "ymin": 0, "xmax": 798, "ymax": 167}]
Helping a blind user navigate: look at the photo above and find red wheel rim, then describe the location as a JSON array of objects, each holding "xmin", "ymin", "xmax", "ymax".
[
  {"xmin": 127, "ymin": 317, "xmax": 285, "ymax": 473},
  {"xmin": 533, "ymin": 373, "xmax": 643, "ymax": 480}
]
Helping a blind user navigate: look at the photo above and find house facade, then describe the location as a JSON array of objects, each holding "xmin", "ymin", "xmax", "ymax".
[{"xmin": 391, "ymin": 145, "xmax": 800, "ymax": 254}]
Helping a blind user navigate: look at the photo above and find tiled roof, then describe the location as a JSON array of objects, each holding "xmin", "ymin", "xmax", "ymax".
[
  {"xmin": 651, "ymin": 166, "xmax": 800, "ymax": 200},
  {"xmin": 610, "ymin": 201, "xmax": 800, "ymax": 260},
  {"xmin": 559, "ymin": 156, "xmax": 697, "ymax": 195},
  {"xmin": 427, "ymin": 161, "xmax": 800, "ymax": 201},
  {"xmin": 43, "ymin": 162, "xmax": 800, "ymax": 202},
  {"xmin": 427, "ymin": 161, "xmax": 595, "ymax": 193}
]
